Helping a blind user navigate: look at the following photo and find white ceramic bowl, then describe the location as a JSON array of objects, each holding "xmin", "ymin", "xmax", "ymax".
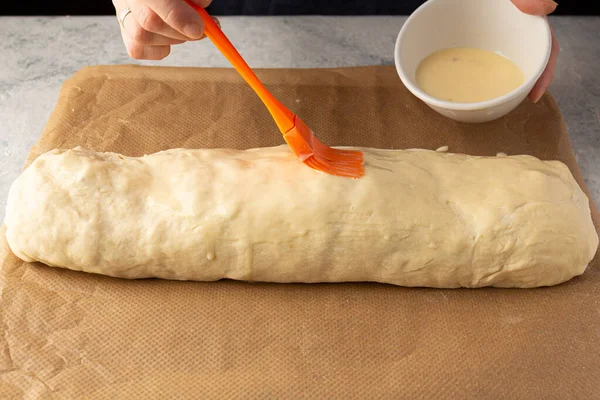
[{"xmin": 394, "ymin": 0, "xmax": 552, "ymax": 123}]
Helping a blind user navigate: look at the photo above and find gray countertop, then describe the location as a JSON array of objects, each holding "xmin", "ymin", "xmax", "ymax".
[{"xmin": 0, "ymin": 16, "xmax": 598, "ymax": 217}]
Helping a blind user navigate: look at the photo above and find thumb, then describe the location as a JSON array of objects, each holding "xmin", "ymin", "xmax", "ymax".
[{"xmin": 510, "ymin": 0, "xmax": 558, "ymax": 16}]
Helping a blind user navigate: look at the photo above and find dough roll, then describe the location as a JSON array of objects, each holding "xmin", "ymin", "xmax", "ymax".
[{"xmin": 5, "ymin": 145, "xmax": 598, "ymax": 288}]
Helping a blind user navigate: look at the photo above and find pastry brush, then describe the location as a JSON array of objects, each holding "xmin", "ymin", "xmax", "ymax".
[{"xmin": 185, "ymin": 1, "xmax": 364, "ymax": 178}]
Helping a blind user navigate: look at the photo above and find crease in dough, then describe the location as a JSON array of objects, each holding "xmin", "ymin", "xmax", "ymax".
[{"xmin": 4, "ymin": 145, "xmax": 598, "ymax": 288}]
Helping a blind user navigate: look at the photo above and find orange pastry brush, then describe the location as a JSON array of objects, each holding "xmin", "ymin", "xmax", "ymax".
[{"xmin": 185, "ymin": 2, "xmax": 364, "ymax": 178}]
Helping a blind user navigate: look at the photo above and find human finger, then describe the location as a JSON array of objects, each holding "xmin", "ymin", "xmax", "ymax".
[
  {"xmin": 122, "ymin": 10, "xmax": 187, "ymax": 46},
  {"xmin": 130, "ymin": 0, "xmax": 212, "ymax": 40},
  {"xmin": 510, "ymin": 0, "xmax": 558, "ymax": 16},
  {"xmin": 530, "ymin": 24, "xmax": 560, "ymax": 103},
  {"xmin": 121, "ymin": 29, "xmax": 172, "ymax": 60}
]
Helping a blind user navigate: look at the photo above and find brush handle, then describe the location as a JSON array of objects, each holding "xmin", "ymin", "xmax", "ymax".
[{"xmin": 185, "ymin": 1, "xmax": 295, "ymax": 133}]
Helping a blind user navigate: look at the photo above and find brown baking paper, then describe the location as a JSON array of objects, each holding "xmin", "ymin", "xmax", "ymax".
[{"xmin": 1, "ymin": 65, "xmax": 598, "ymax": 399}]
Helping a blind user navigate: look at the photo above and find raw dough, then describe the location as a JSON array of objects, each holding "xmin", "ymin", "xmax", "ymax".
[{"xmin": 5, "ymin": 145, "xmax": 598, "ymax": 288}]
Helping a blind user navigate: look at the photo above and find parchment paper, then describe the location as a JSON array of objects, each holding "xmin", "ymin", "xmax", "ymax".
[{"xmin": 1, "ymin": 65, "xmax": 598, "ymax": 399}]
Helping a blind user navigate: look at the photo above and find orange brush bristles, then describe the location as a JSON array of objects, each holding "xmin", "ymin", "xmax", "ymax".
[{"xmin": 283, "ymin": 117, "xmax": 364, "ymax": 178}]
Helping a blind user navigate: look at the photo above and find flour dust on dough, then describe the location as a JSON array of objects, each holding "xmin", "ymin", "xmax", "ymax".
[{"xmin": 5, "ymin": 145, "xmax": 598, "ymax": 288}]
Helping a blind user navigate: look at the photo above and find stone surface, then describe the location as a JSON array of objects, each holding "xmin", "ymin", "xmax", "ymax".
[{"xmin": 0, "ymin": 16, "xmax": 598, "ymax": 218}]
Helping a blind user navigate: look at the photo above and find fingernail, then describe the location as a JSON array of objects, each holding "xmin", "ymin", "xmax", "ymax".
[
  {"xmin": 542, "ymin": 0, "xmax": 558, "ymax": 13},
  {"xmin": 212, "ymin": 16, "xmax": 221, "ymax": 28},
  {"xmin": 184, "ymin": 23, "xmax": 204, "ymax": 38},
  {"xmin": 532, "ymin": 91, "xmax": 544, "ymax": 104}
]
